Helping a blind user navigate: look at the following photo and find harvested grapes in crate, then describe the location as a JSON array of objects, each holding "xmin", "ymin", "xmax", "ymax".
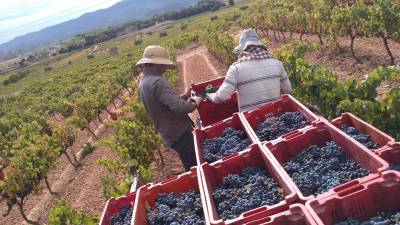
[
  {"xmin": 256, "ymin": 112, "xmax": 309, "ymax": 142},
  {"xmin": 146, "ymin": 190, "xmax": 205, "ymax": 225},
  {"xmin": 201, "ymin": 127, "xmax": 250, "ymax": 163},
  {"xmin": 283, "ymin": 141, "xmax": 369, "ymax": 196},
  {"xmin": 212, "ymin": 167, "xmax": 285, "ymax": 220}
]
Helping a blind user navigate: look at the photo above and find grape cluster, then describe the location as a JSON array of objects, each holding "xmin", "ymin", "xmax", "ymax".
[
  {"xmin": 110, "ymin": 205, "xmax": 132, "ymax": 225},
  {"xmin": 390, "ymin": 163, "xmax": 400, "ymax": 172},
  {"xmin": 202, "ymin": 127, "xmax": 250, "ymax": 163},
  {"xmin": 284, "ymin": 141, "xmax": 369, "ymax": 197},
  {"xmin": 335, "ymin": 212, "xmax": 400, "ymax": 225},
  {"xmin": 212, "ymin": 167, "xmax": 285, "ymax": 220},
  {"xmin": 147, "ymin": 190, "xmax": 205, "ymax": 225},
  {"xmin": 340, "ymin": 124, "xmax": 380, "ymax": 149},
  {"xmin": 255, "ymin": 112, "xmax": 309, "ymax": 142}
]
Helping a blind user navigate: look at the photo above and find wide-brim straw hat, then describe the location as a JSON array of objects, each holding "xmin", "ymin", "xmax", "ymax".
[
  {"xmin": 233, "ymin": 29, "xmax": 263, "ymax": 54},
  {"xmin": 136, "ymin": 45, "xmax": 176, "ymax": 68}
]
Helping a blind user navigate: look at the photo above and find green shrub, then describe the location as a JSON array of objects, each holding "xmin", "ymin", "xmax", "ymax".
[
  {"xmin": 180, "ymin": 24, "xmax": 188, "ymax": 30},
  {"xmin": 3, "ymin": 70, "xmax": 30, "ymax": 85},
  {"xmin": 159, "ymin": 31, "xmax": 168, "ymax": 37},
  {"xmin": 134, "ymin": 39, "xmax": 143, "ymax": 46},
  {"xmin": 49, "ymin": 199, "xmax": 98, "ymax": 225},
  {"xmin": 80, "ymin": 143, "xmax": 95, "ymax": 159},
  {"xmin": 210, "ymin": 15, "xmax": 219, "ymax": 21}
]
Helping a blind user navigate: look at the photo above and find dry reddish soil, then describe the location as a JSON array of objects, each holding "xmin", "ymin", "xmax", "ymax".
[{"xmin": 263, "ymin": 31, "xmax": 400, "ymax": 82}]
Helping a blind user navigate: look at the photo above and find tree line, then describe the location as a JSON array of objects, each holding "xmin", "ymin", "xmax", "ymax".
[
  {"xmin": 59, "ymin": 0, "xmax": 225, "ymax": 54},
  {"xmin": 237, "ymin": 0, "xmax": 400, "ymax": 64}
]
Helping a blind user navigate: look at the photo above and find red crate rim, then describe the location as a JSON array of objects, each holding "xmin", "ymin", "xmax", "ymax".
[
  {"xmin": 263, "ymin": 121, "xmax": 388, "ymax": 202},
  {"xmin": 132, "ymin": 167, "xmax": 209, "ymax": 225},
  {"xmin": 243, "ymin": 203, "xmax": 317, "ymax": 225},
  {"xmin": 199, "ymin": 144, "xmax": 298, "ymax": 225},
  {"xmin": 240, "ymin": 94, "xmax": 320, "ymax": 144},
  {"xmin": 99, "ymin": 191, "xmax": 136, "ymax": 225},
  {"xmin": 194, "ymin": 113, "xmax": 257, "ymax": 166},
  {"xmin": 306, "ymin": 171, "xmax": 400, "ymax": 225},
  {"xmin": 331, "ymin": 112, "xmax": 395, "ymax": 151}
]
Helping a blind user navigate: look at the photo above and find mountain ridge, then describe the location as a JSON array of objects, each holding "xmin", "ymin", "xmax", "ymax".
[{"xmin": 0, "ymin": 0, "xmax": 197, "ymax": 57}]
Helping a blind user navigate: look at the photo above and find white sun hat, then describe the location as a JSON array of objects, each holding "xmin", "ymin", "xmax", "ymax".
[
  {"xmin": 136, "ymin": 45, "xmax": 176, "ymax": 68},
  {"xmin": 233, "ymin": 29, "xmax": 263, "ymax": 54}
]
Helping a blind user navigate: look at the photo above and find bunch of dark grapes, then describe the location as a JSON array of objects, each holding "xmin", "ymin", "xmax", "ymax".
[
  {"xmin": 147, "ymin": 190, "xmax": 205, "ymax": 225},
  {"xmin": 202, "ymin": 127, "xmax": 250, "ymax": 163},
  {"xmin": 283, "ymin": 141, "xmax": 369, "ymax": 197},
  {"xmin": 390, "ymin": 163, "xmax": 400, "ymax": 172},
  {"xmin": 340, "ymin": 124, "xmax": 380, "ymax": 149},
  {"xmin": 110, "ymin": 205, "xmax": 132, "ymax": 225},
  {"xmin": 335, "ymin": 211, "xmax": 400, "ymax": 225},
  {"xmin": 212, "ymin": 167, "xmax": 285, "ymax": 220},
  {"xmin": 255, "ymin": 112, "xmax": 309, "ymax": 142}
]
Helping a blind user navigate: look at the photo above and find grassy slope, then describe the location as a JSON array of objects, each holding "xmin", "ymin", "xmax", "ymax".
[{"xmin": 0, "ymin": 0, "xmax": 250, "ymax": 97}]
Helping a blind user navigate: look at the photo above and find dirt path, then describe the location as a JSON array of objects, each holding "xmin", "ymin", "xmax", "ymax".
[
  {"xmin": 148, "ymin": 44, "xmax": 227, "ymax": 184},
  {"xmin": 177, "ymin": 44, "xmax": 226, "ymax": 88}
]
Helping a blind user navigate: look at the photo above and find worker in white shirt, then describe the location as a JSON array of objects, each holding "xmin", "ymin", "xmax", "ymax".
[{"xmin": 207, "ymin": 29, "xmax": 292, "ymax": 112}]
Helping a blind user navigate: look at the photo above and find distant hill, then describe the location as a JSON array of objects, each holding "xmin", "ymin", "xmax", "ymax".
[{"xmin": 0, "ymin": 0, "xmax": 197, "ymax": 57}]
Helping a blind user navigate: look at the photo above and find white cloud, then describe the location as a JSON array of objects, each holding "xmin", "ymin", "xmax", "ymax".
[{"xmin": 0, "ymin": 0, "xmax": 121, "ymax": 44}]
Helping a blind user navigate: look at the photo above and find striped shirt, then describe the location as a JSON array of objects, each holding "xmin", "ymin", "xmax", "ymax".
[{"xmin": 208, "ymin": 57, "xmax": 292, "ymax": 112}]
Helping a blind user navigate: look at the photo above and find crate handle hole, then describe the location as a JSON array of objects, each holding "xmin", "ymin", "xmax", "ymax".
[{"xmin": 337, "ymin": 185, "xmax": 364, "ymax": 197}]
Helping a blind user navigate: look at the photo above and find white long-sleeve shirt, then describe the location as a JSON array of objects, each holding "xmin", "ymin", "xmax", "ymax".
[{"xmin": 208, "ymin": 58, "xmax": 292, "ymax": 112}]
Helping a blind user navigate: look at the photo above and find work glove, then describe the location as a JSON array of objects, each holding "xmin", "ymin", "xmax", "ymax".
[{"xmin": 190, "ymin": 96, "xmax": 204, "ymax": 106}]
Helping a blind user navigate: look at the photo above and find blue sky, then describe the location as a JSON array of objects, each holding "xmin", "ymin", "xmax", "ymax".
[{"xmin": 0, "ymin": 0, "xmax": 121, "ymax": 44}]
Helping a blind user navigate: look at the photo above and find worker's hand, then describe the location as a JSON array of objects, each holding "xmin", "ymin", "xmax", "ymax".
[
  {"xmin": 181, "ymin": 87, "xmax": 192, "ymax": 100},
  {"xmin": 205, "ymin": 93, "xmax": 214, "ymax": 102},
  {"xmin": 189, "ymin": 96, "xmax": 204, "ymax": 106}
]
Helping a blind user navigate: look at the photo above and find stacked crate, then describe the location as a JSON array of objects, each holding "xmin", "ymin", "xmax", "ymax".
[{"xmin": 100, "ymin": 77, "xmax": 399, "ymax": 225}]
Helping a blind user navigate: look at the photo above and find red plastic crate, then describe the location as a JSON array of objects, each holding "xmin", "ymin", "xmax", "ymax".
[
  {"xmin": 243, "ymin": 204, "xmax": 317, "ymax": 225},
  {"xmin": 198, "ymin": 94, "xmax": 239, "ymax": 128},
  {"xmin": 194, "ymin": 113, "xmax": 257, "ymax": 165},
  {"xmin": 376, "ymin": 142, "xmax": 400, "ymax": 171},
  {"xmin": 132, "ymin": 167, "xmax": 208, "ymax": 225},
  {"xmin": 199, "ymin": 144, "xmax": 297, "ymax": 225},
  {"xmin": 331, "ymin": 112, "xmax": 395, "ymax": 151},
  {"xmin": 190, "ymin": 77, "xmax": 225, "ymax": 95},
  {"xmin": 240, "ymin": 94, "xmax": 320, "ymax": 143},
  {"xmin": 306, "ymin": 171, "xmax": 400, "ymax": 225},
  {"xmin": 99, "ymin": 191, "xmax": 136, "ymax": 225},
  {"xmin": 264, "ymin": 121, "xmax": 389, "ymax": 202},
  {"xmin": 190, "ymin": 77, "xmax": 238, "ymax": 127}
]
